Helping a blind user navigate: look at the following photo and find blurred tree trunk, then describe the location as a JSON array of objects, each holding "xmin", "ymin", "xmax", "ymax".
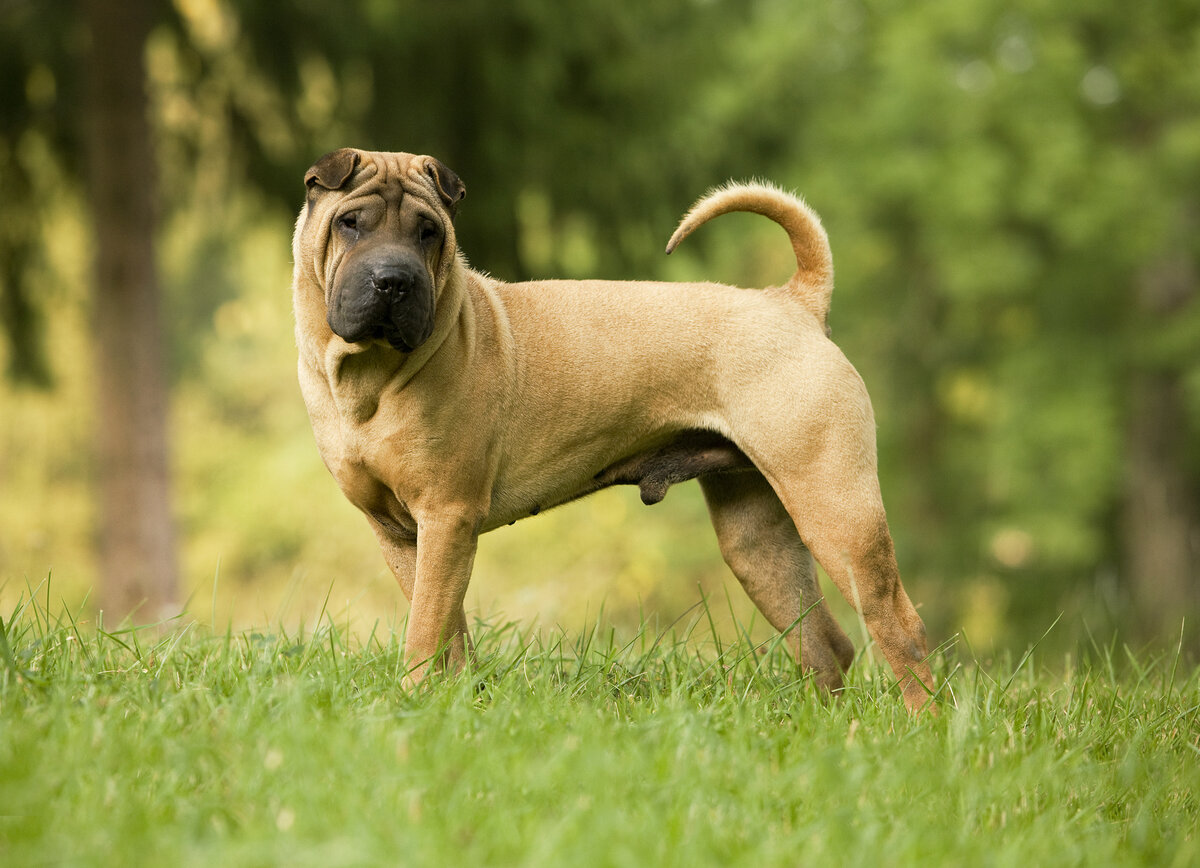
[
  {"xmin": 83, "ymin": 0, "xmax": 179, "ymax": 621},
  {"xmin": 1123, "ymin": 255, "xmax": 1200, "ymax": 642},
  {"xmin": 0, "ymin": 240, "xmax": 50, "ymax": 387}
]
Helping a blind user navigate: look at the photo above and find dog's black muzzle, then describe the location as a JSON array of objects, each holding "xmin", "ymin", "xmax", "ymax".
[{"xmin": 328, "ymin": 253, "xmax": 435, "ymax": 353}]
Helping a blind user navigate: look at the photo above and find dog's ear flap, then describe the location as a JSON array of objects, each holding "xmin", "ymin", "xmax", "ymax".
[
  {"xmin": 424, "ymin": 157, "xmax": 466, "ymax": 217},
  {"xmin": 305, "ymin": 148, "xmax": 360, "ymax": 191}
]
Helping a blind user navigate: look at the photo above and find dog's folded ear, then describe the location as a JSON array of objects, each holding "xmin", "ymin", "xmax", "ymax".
[
  {"xmin": 305, "ymin": 148, "xmax": 360, "ymax": 191},
  {"xmin": 424, "ymin": 157, "xmax": 466, "ymax": 217}
]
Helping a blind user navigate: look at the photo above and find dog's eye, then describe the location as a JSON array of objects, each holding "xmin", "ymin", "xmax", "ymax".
[
  {"xmin": 419, "ymin": 221, "xmax": 441, "ymax": 245},
  {"xmin": 338, "ymin": 213, "xmax": 359, "ymax": 233}
]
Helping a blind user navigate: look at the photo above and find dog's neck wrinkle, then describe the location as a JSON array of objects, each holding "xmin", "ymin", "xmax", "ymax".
[
  {"xmin": 324, "ymin": 343, "xmax": 400, "ymax": 424},
  {"xmin": 387, "ymin": 263, "xmax": 472, "ymax": 392}
]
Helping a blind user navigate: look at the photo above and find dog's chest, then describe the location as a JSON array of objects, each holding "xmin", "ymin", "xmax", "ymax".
[
  {"xmin": 332, "ymin": 447, "xmax": 419, "ymax": 541},
  {"xmin": 303, "ymin": 396, "xmax": 419, "ymax": 540}
]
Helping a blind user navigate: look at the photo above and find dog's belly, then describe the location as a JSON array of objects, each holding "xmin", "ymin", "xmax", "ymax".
[{"xmin": 481, "ymin": 428, "xmax": 753, "ymax": 532}]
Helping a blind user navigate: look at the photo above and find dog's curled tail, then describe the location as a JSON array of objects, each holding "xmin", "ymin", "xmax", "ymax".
[{"xmin": 665, "ymin": 181, "xmax": 833, "ymax": 324}]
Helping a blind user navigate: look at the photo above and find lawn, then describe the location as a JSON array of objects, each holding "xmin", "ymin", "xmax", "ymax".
[{"xmin": 1, "ymin": 596, "xmax": 1197, "ymax": 867}]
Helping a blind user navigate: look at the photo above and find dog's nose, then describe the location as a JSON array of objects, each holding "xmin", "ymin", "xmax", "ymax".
[{"xmin": 371, "ymin": 266, "xmax": 413, "ymax": 298}]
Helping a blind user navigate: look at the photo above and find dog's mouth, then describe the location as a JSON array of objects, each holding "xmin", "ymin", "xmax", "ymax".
[
  {"xmin": 328, "ymin": 262, "xmax": 435, "ymax": 352},
  {"xmin": 375, "ymin": 304, "xmax": 433, "ymax": 353}
]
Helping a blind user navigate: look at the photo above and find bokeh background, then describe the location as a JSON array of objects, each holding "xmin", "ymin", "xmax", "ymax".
[{"xmin": 2, "ymin": 0, "xmax": 1198, "ymax": 659}]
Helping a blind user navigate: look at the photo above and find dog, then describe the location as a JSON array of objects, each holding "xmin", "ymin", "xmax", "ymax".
[{"xmin": 292, "ymin": 148, "xmax": 934, "ymax": 712}]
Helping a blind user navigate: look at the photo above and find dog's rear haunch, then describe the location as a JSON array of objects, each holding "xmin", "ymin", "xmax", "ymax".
[{"xmin": 292, "ymin": 148, "xmax": 935, "ymax": 714}]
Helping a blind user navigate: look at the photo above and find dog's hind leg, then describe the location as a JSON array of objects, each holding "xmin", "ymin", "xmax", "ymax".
[
  {"xmin": 769, "ymin": 465, "xmax": 935, "ymax": 714},
  {"xmin": 700, "ymin": 470, "xmax": 855, "ymax": 693}
]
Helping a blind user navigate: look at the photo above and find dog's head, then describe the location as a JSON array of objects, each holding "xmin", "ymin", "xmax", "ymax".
[{"xmin": 296, "ymin": 148, "xmax": 466, "ymax": 353}]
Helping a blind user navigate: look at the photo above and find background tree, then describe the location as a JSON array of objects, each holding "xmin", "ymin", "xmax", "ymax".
[
  {"xmin": 83, "ymin": 0, "xmax": 180, "ymax": 620},
  {"xmin": 1, "ymin": 0, "xmax": 181, "ymax": 621}
]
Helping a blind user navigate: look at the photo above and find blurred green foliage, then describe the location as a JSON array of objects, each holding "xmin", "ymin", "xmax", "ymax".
[{"xmin": 1, "ymin": 0, "xmax": 1198, "ymax": 654}]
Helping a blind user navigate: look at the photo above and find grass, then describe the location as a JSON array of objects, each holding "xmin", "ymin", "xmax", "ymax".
[{"xmin": 1, "ymin": 595, "xmax": 1197, "ymax": 867}]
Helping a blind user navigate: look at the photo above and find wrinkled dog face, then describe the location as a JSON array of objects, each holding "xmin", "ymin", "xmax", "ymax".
[{"xmin": 302, "ymin": 149, "xmax": 466, "ymax": 352}]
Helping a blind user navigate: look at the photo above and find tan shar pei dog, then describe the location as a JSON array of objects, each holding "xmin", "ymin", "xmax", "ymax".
[{"xmin": 292, "ymin": 148, "xmax": 934, "ymax": 713}]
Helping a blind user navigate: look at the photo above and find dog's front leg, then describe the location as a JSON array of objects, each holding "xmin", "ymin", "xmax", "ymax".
[{"xmin": 402, "ymin": 511, "xmax": 481, "ymax": 687}]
